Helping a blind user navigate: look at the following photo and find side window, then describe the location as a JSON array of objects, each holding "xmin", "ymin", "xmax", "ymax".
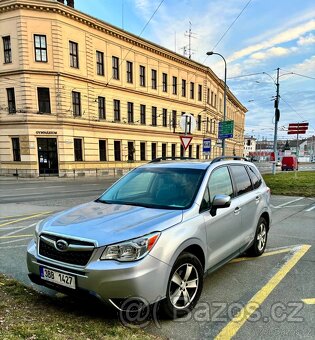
[
  {"xmin": 247, "ymin": 166, "xmax": 262, "ymax": 189},
  {"xmin": 208, "ymin": 166, "xmax": 234, "ymax": 203},
  {"xmin": 230, "ymin": 165, "xmax": 252, "ymax": 196}
]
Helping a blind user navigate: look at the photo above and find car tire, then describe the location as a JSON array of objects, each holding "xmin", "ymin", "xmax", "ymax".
[
  {"xmin": 160, "ymin": 252, "xmax": 203, "ymax": 319},
  {"xmin": 247, "ymin": 217, "xmax": 268, "ymax": 257}
]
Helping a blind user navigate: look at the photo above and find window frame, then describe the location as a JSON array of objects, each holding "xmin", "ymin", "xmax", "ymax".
[
  {"xmin": 113, "ymin": 99, "xmax": 120, "ymax": 121},
  {"xmin": 69, "ymin": 41, "xmax": 79, "ymax": 68},
  {"xmin": 96, "ymin": 51, "xmax": 104, "ymax": 76},
  {"xmin": 127, "ymin": 101, "xmax": 134, "ymax": 123},
  {"xmin": 72, "ymin": 91, "xmax": 81, "ymax": 116},
  {"xmin": 12, "ymin": 137, "xmax": 21, "ymax": 162},
  {"xmin": 3, "ymin": 36, "xmax": 12, "ymax": 64},
  {"xmin": 126, "ymin": 61, "xmax": 133, "ymax": 83},
  {"xmin": 99, "ymin": 139, "xmax": 107, "ymax": 161},
  {"xmin": 74, "ymin": 138, "xmax": 83, "ymax": 161},
  {"xmin": 172, "ymin": 76, "xmax": 177, "ymax": 95},
  {"xmin": 190, "ymin": 82, "xmax": 195, "ymax": 99},
  {"xmin": 114, "ymin": 140, "xmax": 121, "ymax": 161},
  {"xmin": 98, "ymin": 96, "xmax": 106, "ymax": 119},
  {"xmin": 112, "ymin": 56, "xmax": 119, "ymax": 80},
  {"xmin": 7, "ymin": 88, "xmax": 16, "ymax": 114},
  {"xmin": 151, "ymin": 69, "xmax": 157, "ymax": 89},
  {"xmin": 182, "ymin": 79, "xmax": 186, "ymax": 97},
  {"xmin": 37, "ymin": 87, "xmax": 51, "ymax": 114},
  {"xmin": 139, "ymin": 65, "xmax": 146, "ymax": 87},
  {"xmin": 152, "ymin": 106, "xmax": 157, "ymax": 126},
  {"xmin": 198, "ymin": 84, "xmax": 202, "ymax": 101},
  {"xmin": 162, "ymin": 108, "xmax": 167, "ymax": 127},
  {"xmin": 140, "ymin": 104, "xmax": 146, "ymax": 125},
  {"xmin": 162, "ymin": 73, "xmax": 167, "ymax": 92},
  {"xmin": 34, "ymin": 34, "xmax": 47, "ymax": 62}
]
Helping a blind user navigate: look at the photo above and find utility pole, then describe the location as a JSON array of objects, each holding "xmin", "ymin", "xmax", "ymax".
[{"xmin": 272, "ymin": 68, "xmax": 280, "ymax": 175}]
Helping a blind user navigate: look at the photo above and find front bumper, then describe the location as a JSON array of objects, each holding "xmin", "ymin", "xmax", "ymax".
[{"xmin": 27, "ymin": 239, "xmax": 170, "ymax": 305}]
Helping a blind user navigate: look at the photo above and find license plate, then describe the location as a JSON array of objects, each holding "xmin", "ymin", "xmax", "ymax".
[{"xmin": 40, "ymin": 267, "xmax": 76, "ymax": 289}]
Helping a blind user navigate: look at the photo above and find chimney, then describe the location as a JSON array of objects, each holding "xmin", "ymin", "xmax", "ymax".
[
  {"xmin": 67, "ymin": 0, "xmax": 74, "ymax": 8},
  {"xmin": 57, "ymin": 0, "xmax": 64, "ymax": 4}
]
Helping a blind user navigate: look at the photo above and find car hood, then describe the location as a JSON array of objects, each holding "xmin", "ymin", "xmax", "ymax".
[{"xmin": 38, "ymin": 201, "xmax": 183, "ymax": 246}]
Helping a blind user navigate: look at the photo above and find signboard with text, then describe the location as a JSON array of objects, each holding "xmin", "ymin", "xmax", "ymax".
[
  {"xmin": 203, "ymin": 138, "xmax": 211, "ymax": 154},
  {"xmin": 218, "ymin": 120, "xmax": 234, "ymax": 139}
]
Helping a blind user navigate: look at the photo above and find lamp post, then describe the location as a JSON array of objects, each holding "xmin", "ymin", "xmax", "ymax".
[{"xmin": 206, "ymin": 51, "xmax": 227, "ymax": 156}]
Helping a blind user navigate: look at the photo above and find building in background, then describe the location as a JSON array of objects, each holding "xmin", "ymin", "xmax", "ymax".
[
  {"xmin": 243, "ymin": 135, "xmax": 256, "ymax": 158},
  {"xmin": 0, "ymin": 0, "xmax": 246, "ymax": 177}
]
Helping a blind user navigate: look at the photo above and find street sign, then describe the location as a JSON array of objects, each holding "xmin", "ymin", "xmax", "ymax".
[
  {"xmin": 203, "ymin": 138, "xmax": 211, "ymax": 154},
  {"xmin": 216, "ymin": 139, "xmax": 222, "ymax": 147},
  {"xmin": 180, "ymin": 114, "xmax": 196, "ymax": 135},
  {"xmin": 180, "ymin": 136, "xmax": 193, "ymax": 151},
  {"xmin": 287, "ymin": 122, "xmax": 309, "ymax": 135},
  {"xmin": 218, "ymin": 120, "xmax": 234, "ymax": 139}
]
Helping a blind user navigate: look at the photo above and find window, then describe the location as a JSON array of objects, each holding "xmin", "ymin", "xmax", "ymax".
[
  {"xmin": 162, "ymin": 73, "xmax": 167, "ymax": 92},
  {"xmin": 197, "ymin": 114, "xmax": 201, "ymax": 131},
  {"xmin": 198, "ymin": 84, "xmax": 202, "ymax": 101},
  {"xmin": 98, "ymin": 96, "xmax": 106, "ymax": 119},
  {"xmin": 127, "ymin": 102, "xmax": 134, "ymax": 123},
  {"xmin": 207, "ymin": 88, "xmax": 210, "ymax": 104},
  {"xmin": 12, "ymin": 138, "xmax": 20, "ymax": 162},
  {"xmin": 162, "ymin": 143, "xmax": 167, "ymax": 158},
  {"xmin": 140, "ymin": 142, "xmax": 146, "ymax": 161},
  {"xmin": 151, "ymin": 143, "xmax": 157, "ymax": 160},
  {"xmin": 72, "ymin": 91, "xmax": 81, "ymax": 116},
  {"xmin": 140, "ymin": 104, "xmax": 146, "ymax": 125},
  {"xmin": 162, "ymin": 108, "xmax": 167, "ymax": 127},
  {"xmin": 7, "ymin": 88, "xmax": 16, "ymax": 114},
  {"xmin": 196, "ymin": 145, "xmax": 200, "ymax": 159},
  {"xmin": 211, "ymin": 91, "xmax": 214, "ymax": 106},
  {"xmin": 172, "ymin": 76, "xmax": 177, "ymax": 95},
  {"xmin": 140, "ymin": 65, "xmax": 146, "ymax": 87},
  {"xmin": 37, "ymin": 88, "xmax": 51, "ymax": 113},
  {"xmin": 113, "ymin": 99, "xmax": 120, "ymax": 121},
  {"xmin": 207, "ymin": 117, "xmax": 210, "ymax": 133},
  {"xmin": 190, "ymin": 82, "xmax": 195, "ymax": 99},
  {"xmin": 3, "ymin": 36, "xmax": 11, "ymax": 63},
  {"xmin": 214, "ymin": 94, "xmax": 217, "ymax": 108},
  {"xmin": 126, "ymin": 61, "xmax": 133, "ymax": 83},
  {"xmin": 74, "ymin": 138, "xmax": 83, "ymax": 161},
  {"xmin": 189, "ymin": 145, "xmax": 192, "ymax": 158},
  {"xmin": 219, "ymin": 98, "xmax": 222, "ymax": 112},
  {"xmin": 114, "ymin": 141, "xmax": 121, "ymax": 161},
  {"xmin": 152, "ymin": 106, "xmax": 157, "ymax": 126},
  {"xmin": 99, "ymin": 140, "xmax": 107, "ymax": 161},
  {"xmin": 182, "ymin": 79, "xmax": 186, "ymax": 97},
  {"xmin": 96, "ymin": 51, "xmax": 104, "ymax": 76},
  {"xmin": 172, "ymin": 110, "xmax": 177, "ymax": 131},
  {"xmin": 34, "ymin": 35, "xmax": 47, "ymax": 62},
  {"xmin": 112, "ymin": 56, "xmax": 119, "ymax": 80},
  {"xmin": 151, "ymin": 69, "xmax": 157, "ymax": 89},
  {"xmin": 180, "ymin": 145, "xmax": 184, "ymax": 157},
  {"xmin": 128, "ymin": 142, "xmax": 135, "ymax": 161},
  {"xmin": 171, "ymin": 143, "xmax": 176, "ymax": 158},
  {"xmin": 247, "ymin": 166, "xmax": 262, "ymax": 189},
  {"xmin": 229, "ymin": 165, "xmax": 252, "ymax": 196},
  {"xmin": 69, "ymin": 41, "xmax": 78, "ymax": 68},
  {"xmin": 208, "ymin": 166, "xmax": 233, "ymax": 202}
]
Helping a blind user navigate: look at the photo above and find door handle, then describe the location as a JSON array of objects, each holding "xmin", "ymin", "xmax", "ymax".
[
  {"xmin": 234, "ymin": 207, "xmax": 241, "ymax": 215},
  {"xmin": 255, "ymin": 196, "xmax": 260, "ymax": 203}
]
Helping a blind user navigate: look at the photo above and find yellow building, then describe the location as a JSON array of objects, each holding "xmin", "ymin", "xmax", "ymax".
[{"xmin": 0, "ymin": 0, "xmax": 246, "ymax": 177}]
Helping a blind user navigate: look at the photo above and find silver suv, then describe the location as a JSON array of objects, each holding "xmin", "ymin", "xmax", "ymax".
[{"xmin": 27, "ymin": 156, "xmax": 271, "ymax": 317}]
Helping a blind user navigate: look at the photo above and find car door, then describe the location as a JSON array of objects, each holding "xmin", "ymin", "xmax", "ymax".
[
  {"xmin": 201, "ymin": 166, "xmax": 243, "ymax": 268},
  {"xmin": 229, "ymin": 165, "xmax": 258, "ymax": 248}
]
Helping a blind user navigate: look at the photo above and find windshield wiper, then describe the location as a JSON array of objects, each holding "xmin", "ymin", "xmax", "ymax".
[{"xmin": 95, "ymin": 198, "xmax": 112, "ymax": 204}]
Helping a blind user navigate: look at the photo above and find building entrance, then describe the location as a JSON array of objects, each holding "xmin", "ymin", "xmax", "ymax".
[{"xmin": 37, "ymin": 138, "xmax": 59, "ymax": 175}]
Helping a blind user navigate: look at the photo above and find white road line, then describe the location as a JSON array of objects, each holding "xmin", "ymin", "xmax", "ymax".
[
  {"xmin": 0, "ymin": 237, "xmax": 31, "ymax": 245},
  {"xmin": 272, "ymin": 197, "xmax": 304, "ymax": 209},
  {"xmin": 0, "ymin": 244, "xmax": 27, "ymax": 249},
  {"xmin": 305, "ymin": 205, "xmax": 315, "ymax": 212},
  {"xmin": 2, "ymin": 223, "xmax": 36, "ymax": 237}
]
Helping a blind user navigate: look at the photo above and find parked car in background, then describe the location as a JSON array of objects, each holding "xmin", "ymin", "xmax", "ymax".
[
  {"xmin": 281, "ymin": 156, "xmax": 298, "ymax": 171},
  {"xmin": 27, "ymin": 156, "xmax": 272, "ymax": 318}
]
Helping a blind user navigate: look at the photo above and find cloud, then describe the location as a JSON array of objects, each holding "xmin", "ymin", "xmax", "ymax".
[
  {"xmin": 297, "ymin": 33, "xmax": 315, "ymax": 46},
  {"xmin": 227, "ymin": 19, "xmax": 315, "ymax": 62},
  {"xmin": 250, "ymin": 46, "xmax": 297, "ymax": 61}
]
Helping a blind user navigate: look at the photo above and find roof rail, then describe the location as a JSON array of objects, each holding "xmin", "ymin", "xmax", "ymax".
[
  {"xmin": 149, "ymin": 157, "xmax": 196, "ymax": 163},
  {"xmin": 210, "ymin": 156, "xmax": 249, "ymax": 164}
]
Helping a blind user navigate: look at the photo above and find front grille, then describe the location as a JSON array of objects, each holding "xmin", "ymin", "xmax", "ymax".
[{"xmin": 39, "ymin": 234, "xmax": 94, "ymax": 266}]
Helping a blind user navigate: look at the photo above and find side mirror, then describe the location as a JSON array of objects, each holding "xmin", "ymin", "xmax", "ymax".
[{"xmin": 210, "ymin": 194, "xmax": 231, "ymax": 217}]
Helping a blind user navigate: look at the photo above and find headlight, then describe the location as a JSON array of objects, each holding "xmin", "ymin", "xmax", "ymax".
[{"xmin": 100, "ymin": 232, "xmax": 160, "ymax": 262}]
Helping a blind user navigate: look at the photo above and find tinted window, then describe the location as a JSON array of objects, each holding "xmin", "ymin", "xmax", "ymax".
[
  {"xmin": 247, "ymin": 166, "xmax": 262, "ymax": 189},
  {"xmin": 208, "ymin": 166, "xmax": 233, "ymax": 202},
  {"xmin": 230, "ymin": 165, "xmax": 252, "ymax": 196}
]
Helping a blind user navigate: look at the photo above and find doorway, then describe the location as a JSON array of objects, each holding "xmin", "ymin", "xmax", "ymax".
[{"xmin": 37, "ymin": 138, "xmax": 59, "ymax": 175}]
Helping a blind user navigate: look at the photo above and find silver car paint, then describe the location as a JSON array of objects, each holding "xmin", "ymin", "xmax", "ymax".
[{"xmin": 27, "ymin": 160, "xmax": 271, "ymax": 305}]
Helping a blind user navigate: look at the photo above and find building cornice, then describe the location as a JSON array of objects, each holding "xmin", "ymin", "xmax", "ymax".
[{"xmin": 0, "ymin": 0, "xmax": 247, "ymax": 113}]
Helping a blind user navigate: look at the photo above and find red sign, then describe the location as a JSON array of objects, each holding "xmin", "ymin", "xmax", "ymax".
[
  {"xmin": 288, "ymin": 123, "xmax": 309, "ymax": 128},
  {"xmin": 179, "ymin": 136, "xmax": 193, "ymax": 151},
  {"xmin": 287, "ymin": 122, "xmax": 308, "ymax": 135},
  {"xmin": 288, "ymin": 130, "xmax": 307, "ymax": 134}
]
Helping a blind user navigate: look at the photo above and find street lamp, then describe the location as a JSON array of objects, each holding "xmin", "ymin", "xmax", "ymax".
[{"xmin": 206, "ymin": 51, "xmax": 227, "ymax": 156}]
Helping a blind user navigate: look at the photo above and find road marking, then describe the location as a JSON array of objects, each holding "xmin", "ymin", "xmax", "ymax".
[
  {"xmin": 0, "ymin": 212, "xmax": 50, "ymax": 228},
  {"xmin": 302, "ymin": 298, "xmax": 315, "ymax": 305},
  {"xmin": 1, "ymin": 223, "xmax": 36, "ymax": 238},
  {"xmin": 0, "ymin": 234, "xmax": 32, "ymax": 239},
  {"xmin": 271, "ymin": 197, "xmax": 304, "ymax": 209},
  {"xmin": 0, "ymin": 213, "xmax": 48, "ymax": 219},
  {"xmin": 231, "ymin": 247, "xmax": 292, "ymax": 263},
  {"xmin": 0, "ymin": 237, "xmax": 32, "ymax": 245},
  {"xmin": 0, "ymin": 244, "xmax": 28, "ymax": 249},
  {"xmin": 305, "ymin": 205, "xmax": 315, "ymax": 212},
  {"xmin": 215, "ymin": 244, "xmax": 311, "ymax": 340}
]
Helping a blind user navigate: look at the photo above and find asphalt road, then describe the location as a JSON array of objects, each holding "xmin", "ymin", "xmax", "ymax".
[{"xmin": 0, "ymin": 178, "xmax": 314, "ymax": 340}]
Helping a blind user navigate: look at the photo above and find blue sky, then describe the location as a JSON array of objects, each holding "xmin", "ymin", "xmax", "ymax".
[{"xmin": 75, "ymin": 0, "xmax": 315, "ymax": 141}]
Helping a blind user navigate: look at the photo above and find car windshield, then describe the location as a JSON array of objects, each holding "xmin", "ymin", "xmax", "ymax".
[{"xmin": 97, "ymin": 167, "xmax": 206, "ymax": 209}]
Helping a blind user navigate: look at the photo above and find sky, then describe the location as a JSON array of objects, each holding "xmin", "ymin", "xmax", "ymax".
[{"xmin": 74, "ymin": 0, "xmax": 315, "ymax": 141}]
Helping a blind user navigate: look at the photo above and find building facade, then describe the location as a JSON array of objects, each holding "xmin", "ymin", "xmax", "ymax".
[{"xmin": 0, "ymin": 0, "xmax": 247, "ymax": 177}]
